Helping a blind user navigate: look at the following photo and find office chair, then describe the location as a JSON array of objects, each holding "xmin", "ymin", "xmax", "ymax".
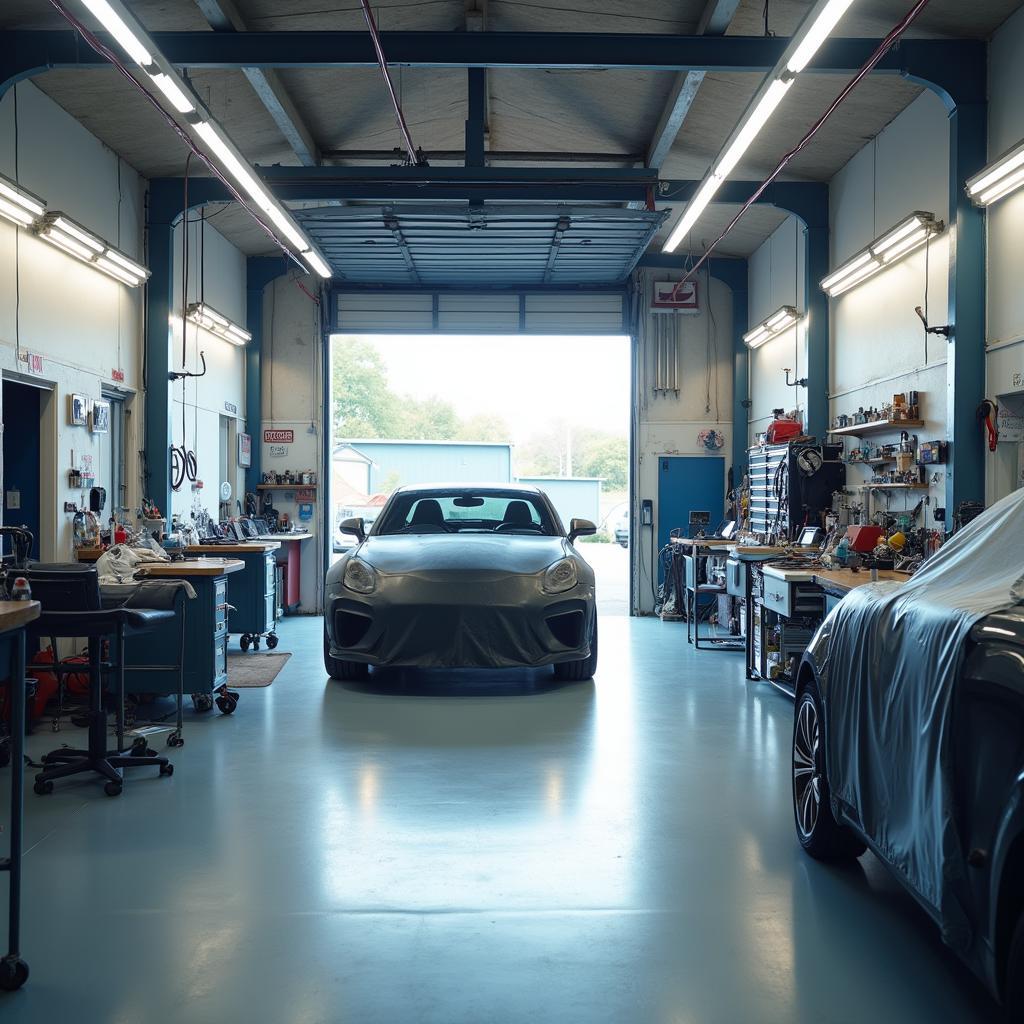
[{"xmin": 25, "ymin": 564, "xmax": 175, "ymax": 796}]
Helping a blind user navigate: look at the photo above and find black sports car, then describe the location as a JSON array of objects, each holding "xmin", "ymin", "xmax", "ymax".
[
  {"xmin": 792, "ymin": 492, "xmax": 1024, "ymax": 1018},
  {"xmin": 324, "ymin": 484, "xmax": 598, "ymax": 680}
]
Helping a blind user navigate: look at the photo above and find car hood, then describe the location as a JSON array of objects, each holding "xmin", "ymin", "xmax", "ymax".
[{"xmin": 358, "ymin": 534, "xmax": 570, "ymax": 575}]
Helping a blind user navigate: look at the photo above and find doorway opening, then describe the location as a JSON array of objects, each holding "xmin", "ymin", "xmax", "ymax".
[{"xmin": 328, "ymin": 333, "xmax": 632, "ymax": 615}]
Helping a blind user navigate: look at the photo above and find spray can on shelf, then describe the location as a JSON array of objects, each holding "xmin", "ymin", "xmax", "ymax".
[{"xmin": 11, "ymin": 577, "xmax": 31, "ymax": 601}]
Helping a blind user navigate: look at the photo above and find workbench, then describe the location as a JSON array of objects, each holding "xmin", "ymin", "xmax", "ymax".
[
  {"xmin": 812, "ymin": 568, "xmax": 909, "ymax": 613},
  {"xmin": 726, "ymin": 546, "xmax": 792, "ymax": 679},
  {"xmin": 675, "ymin": 539, "xmax": 743, "ymax": 649},
  {"xmin": 136, "ymin": 559, "xmax": 244, "ymax": 710},
  {"xmin": 263, "ymin": 533, "xmax": 312, "ymax": 613},
  {"xmin": 0, "ymin": 600, "xmax": 40, "ymax": 991},
  {"xmin": 185, "ymin": 543, "xmax": 280, "ymax": 650}
]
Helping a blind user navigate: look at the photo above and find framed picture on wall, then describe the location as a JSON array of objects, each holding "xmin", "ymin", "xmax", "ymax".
[
  {"xmin": 238, "ymin": 431, "xmax": 252, "ymax": 468},
  {"xmin": 69, "ymin": 393, "xmax": 89, "ymax": 426},
  {"xmin": 91, "ymin": 399, "xmax": 110, "ymax": 434}
]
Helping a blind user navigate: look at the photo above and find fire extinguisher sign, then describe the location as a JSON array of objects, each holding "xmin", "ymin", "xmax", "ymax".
[{"xmin": 263, "ymin": 429, "xmax": 294, "ymax": 443}]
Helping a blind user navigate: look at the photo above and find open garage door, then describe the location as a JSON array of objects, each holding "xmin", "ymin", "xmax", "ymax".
[{"xmin": 333, "ymin": 290, "xmax": 627, "ymax": 335}]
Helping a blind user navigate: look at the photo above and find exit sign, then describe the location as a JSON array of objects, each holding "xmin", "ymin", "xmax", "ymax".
[
  {"xmin": 111, "ymin": 368, "xmax": 125, "ymax": 383},
  {"xmin": 264, "ymin": 429, "xmax": 294, "ymax": 443}
]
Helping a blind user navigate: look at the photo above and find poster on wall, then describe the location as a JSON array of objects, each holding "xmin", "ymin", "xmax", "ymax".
[
  {"xmin": 237, "ymin": 432, "xmax": 252, "ymax": 468},
  {"xmin": 69, "ymin": 394, "xmax": 89, "ymax": 426},
  {"xmin": 91, "ymin": 400, "xmax": 110, "ymax": 434},
  {"xmin": 651, "ymin": 279, "xmax": 699, "ymax": 312}
]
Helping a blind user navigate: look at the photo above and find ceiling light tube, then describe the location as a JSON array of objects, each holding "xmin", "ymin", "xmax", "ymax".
[
  {"xmin": 744, "ymin": 305, "xmax": 803, "ymax": 348},
  {"xmin": 79, "ymin": 0, "xmax": 152, "ymax": 66},
  {"xmin": 821, "ymin": 212, "xmax": 942, "ymax": 298},
  {"xmin": 0, "ymin": 196, "xmax": 37, "ymax": 228},
  {"xmin": 662, "ymin": 0, "xmax": 857, "ymax": 253},
  {"xmin": 149, "ymin": 72, "xmax": 195, "ymax": 114},
  {"xmin": 36, "ymin": 211, "xmax": 150, "ymax": 286},
  {"xmin": 966, "ymin": 138, "xmax": 1024, "ymax": 207},
  {"xmin": 301, "ymin": 249, "xmax": 332, "ymax": 279},
  {"xmin": 185, "ymin": 302, "xmax": 251, "ymax": 346},
  {"xmin": 0, "ymin": 173, "xmax": 46, "ymax": 222}
]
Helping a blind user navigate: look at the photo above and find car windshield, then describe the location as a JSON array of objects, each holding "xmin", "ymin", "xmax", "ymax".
[{"xmin": 374, "ymin": 490, "xmax": 560, "ymax": 536}]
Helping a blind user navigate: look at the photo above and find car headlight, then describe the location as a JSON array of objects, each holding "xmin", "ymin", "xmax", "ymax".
[
  {"xmin": 343, "ymin": 558, "xmax": 377, "ymax": 594},
  {"xmin": 542, "ymin": 557, "xmax": 578, "ymax": 594}
]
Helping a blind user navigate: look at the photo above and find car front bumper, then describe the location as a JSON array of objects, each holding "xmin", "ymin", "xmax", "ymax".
[{"xmin": 326, "ymin": 574, "xmax": 595, "ymax": 669}]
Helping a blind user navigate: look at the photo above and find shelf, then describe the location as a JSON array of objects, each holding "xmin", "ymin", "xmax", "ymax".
[
  {"xmin": 829, "ymin": 419, "xmax": 924, "ymax": 437},
  {"xmin": 257, "ymin": 483, "xmax": 317, "ymax": 490},
  {"xmin": 847, "ymin": 457, "xmax": 895, "ymax": 467},
  {"xmin": 856, "ymin": 482, "xmax": 929, "ymax": 490}
]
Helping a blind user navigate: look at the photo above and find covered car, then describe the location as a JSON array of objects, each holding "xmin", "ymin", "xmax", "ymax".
[
  {"xmin": 792, "ymin": 488, "xmax": 1024, "ymax": 1016},
  {"xmin": 324, "ymin": 484, "xmax": 598, "ymax": 680}
]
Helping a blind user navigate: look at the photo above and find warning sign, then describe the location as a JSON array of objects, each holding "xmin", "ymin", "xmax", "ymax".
[{"xmin": 263, "ymin": 429, "xmax": 294, "ymax": 443}]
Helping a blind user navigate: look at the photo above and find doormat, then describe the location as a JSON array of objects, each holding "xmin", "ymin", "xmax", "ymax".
[{"xmin": 226, "ymin": 652, "xmax": 291, "ymax": 687}]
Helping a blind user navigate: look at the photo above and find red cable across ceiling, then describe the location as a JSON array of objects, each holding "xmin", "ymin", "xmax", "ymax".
[{"xmin": 671, "ymin": 0, "xmax": 933, "ymax": 295}]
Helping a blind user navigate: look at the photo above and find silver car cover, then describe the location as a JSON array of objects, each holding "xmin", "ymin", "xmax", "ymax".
[{"xmin": 819, "ymin": 487, "xmax": 1024, "ymax": 946}]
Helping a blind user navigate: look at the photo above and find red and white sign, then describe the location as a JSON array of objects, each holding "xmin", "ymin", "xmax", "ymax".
[
  {"xmin": 652, "ymin": 280, "xmax": 699, "ymax": 312},
  {"xmin": 18, "ymin": 351, "xmax": 44, "ymax": 376},
  {"xmin": 264, "ymin": 429, "xmax": 294, "ymax": 444},
  {"xmin": 111, "ymin": 368, "xmax": 125, "ymax": 383}
]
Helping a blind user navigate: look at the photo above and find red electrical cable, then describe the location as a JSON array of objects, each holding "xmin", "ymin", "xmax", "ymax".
[
  {"xmin": 359, "ymin": 0, "xmax": 422, "ymax": 166},
  {"xmin": 45, "ymin": 0, "xmax": 307, "ymax": 273},
  {"xmin": 671, "ymin": 0, "xmax": 933, "ymax": 295}
]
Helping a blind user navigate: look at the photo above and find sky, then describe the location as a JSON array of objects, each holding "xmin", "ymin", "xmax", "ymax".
[{"xmin": 332, "ymin": 333, "xmax": 631, "ymax": 443}]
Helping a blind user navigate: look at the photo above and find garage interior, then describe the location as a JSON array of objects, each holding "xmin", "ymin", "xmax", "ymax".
[{"xmin": 1, "ymin": 0, "xmax": 1024, "ymax": 1020}]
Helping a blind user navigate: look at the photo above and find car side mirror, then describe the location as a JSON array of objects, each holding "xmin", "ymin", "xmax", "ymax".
[
  {"xmin": 568, "ymin": 518, "xmax": 597, "ymax": 544},
  {"xmin": 339, "ymin": 517, "xmax": 366, "ymax": 543}
]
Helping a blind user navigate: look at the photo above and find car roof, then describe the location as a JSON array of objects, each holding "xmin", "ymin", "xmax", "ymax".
[{"xmin": 393, "ymin": 483, "xmax": 544, "ymax": 496}]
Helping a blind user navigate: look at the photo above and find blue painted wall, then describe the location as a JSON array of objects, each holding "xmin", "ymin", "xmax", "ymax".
[{"xmin": 515, "ymin": 476, "xmax": 601, "ymax": 528}]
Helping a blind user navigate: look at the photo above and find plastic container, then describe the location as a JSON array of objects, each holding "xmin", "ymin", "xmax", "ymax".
[{"xmin": 11, "ymin": 577, "xmax": 31, "ymax": 601}]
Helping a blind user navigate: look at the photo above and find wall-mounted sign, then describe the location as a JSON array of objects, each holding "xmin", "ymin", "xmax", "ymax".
[
  {"xmin": 651, "ymin": 280, "xmax": 699, "ymax": 312},
  {"xmin": 264, "ymin": 429, "xmax": 294, "ymax": 443},
  {"xmin": 298, "ymin": 502, "xmax": 314, "ymax": 521},
  {"xmin": 18, "ymin": 350, "xmax": 44, "ymax": 375},
  {"xmin": 111, "ymin": 368, "xmax": 125, "ymax": 383},
  {"xmin": 295, "ymin": 488, "xmax": 316, "ymax": 503},
  {"xmin": 237, "ymin": 432, "xmax": 252, "ymax": 468},
  {"xmin": 269, "ymin": 445, "xmax": 288, "ymax": 457},
  {"xmin": 224, "ymin": 401, "xmax": 238, "ymax": 415},
  {"xmin": 1013, "ymin": 372, "xmax": 1023, "ymax": 389}
]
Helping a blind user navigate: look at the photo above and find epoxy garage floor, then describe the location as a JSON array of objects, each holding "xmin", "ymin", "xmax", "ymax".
[{"xmin": 1, "ymin": 616, "xmax": 998, "ymax": 1023}]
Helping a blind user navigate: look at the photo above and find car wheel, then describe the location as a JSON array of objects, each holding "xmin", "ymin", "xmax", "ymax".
[
  {"xmin": 553, "ymin": 619, "xmax": 598, "ymax": 681},
  {"xmin": 323, "ymin": 626, "xmax": 369, "ymax": 681},
  {"xmin": 792, "ymin": 678, "xmax": 866, "ymax": 861},
  {"xmin": 1006, "ymin": 911, "xmax": 1024, "ymax": 1022}
]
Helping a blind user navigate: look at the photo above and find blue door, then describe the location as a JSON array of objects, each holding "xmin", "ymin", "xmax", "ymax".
[
  {"xmin": 657, "ymin": 456, "xmax": 724, "ymax": 578},
  {"xmin": 2, "ymin": 381, "xmax": 41, "ymax": 559}
]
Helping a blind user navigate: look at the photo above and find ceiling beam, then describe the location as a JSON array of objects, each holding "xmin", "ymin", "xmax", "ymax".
[
  {"xmin": 646, "ymin": 0, "xmax": 739, "ymax": 169},
  {"xmin": 192, "ymin": 0, "xmax": 320, "ymax": 166}
]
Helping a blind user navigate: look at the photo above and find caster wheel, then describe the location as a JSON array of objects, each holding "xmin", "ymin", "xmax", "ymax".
[
  {"xmin": 191, "ymin": 694, "xmax": 214, "ymax": 712},
  {"xmin": 130, "ymin": 739, "xmax": 154, "ymax": 758},
  {"xmin": 0, "ymin": 956, "xmax": 29, "ymax": 992},
  {"xmin": 215, "ymin": 695, "xmax": 237, "ymax": 715},
  {"xmin": 159, "ymin": 762, "xmax": 174, "ymax": 777},
  {"xmin": 167, "ymin": 733, "xmax": 184, "ymax": 748},
  {"xmin": 252, "ymin": 638, "xmax": 260, "ymax": 651},
  {"xmin": 33, "ymin": 779, "xmax": 53, "ymax": 796},
  {"xmin": 240, "ymin": 634, "xmax": 251, "ymax": 652},
  {"xmin": 224, "ymin": 688, "xmax": 240, "ymax": 701},
  {"xmin": 51, "ymin": 720, "xmax": 60, "ymax": 733},
  {"xmin": 104, "ymin": 782, "xmax": 123, "ymax": 797},
  {"xmin": 266, "ymin": 633, "xmax": 279, "ymax": 650}
]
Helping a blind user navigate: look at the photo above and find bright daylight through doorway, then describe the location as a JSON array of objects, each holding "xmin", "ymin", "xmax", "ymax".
[{"xmin": 329, "ymin": 334, "xmax": 631, "ymax": 614}]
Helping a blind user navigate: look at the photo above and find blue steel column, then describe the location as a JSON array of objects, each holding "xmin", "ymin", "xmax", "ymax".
[
  {"xmin": 804, "ymin": 221, "xmax": 830, "ymax": 439},
  {"xmin": 465, "ymin": 68, "xmax": 486, "ymax": 167},
  {"xmin": 945, "ymin": 102, "xmax": 987, "ymax": 516},
  {"xmin": 144, "ymin": 181, "xmax": 178, "ymax": 519}
]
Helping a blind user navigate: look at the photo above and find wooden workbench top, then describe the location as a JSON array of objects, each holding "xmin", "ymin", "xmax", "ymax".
[
  {"xmin": 812, "ymin": 568, "xmax": 909, "ymax": 595},
  {"xmin": 762, "ymin": 563, "xmax": 819, "ymax": 583},
  {"xmin": 0, "ymin": 600, "xmax": 41, "ymax": 633},
  {"xmin": 670, "ymin": 537, "xmax": 735, "ymax": 547},
  {"xmin": 136, "ymin": 559, "xmax": 245, "ymax": 578},
  {"xmin": 263, "ymin": 533, "xmax": 312, "ymax": 542},
  {"xmin": 184, "ymin": 542, "xmax": 280, "ymax": 554},
  {"xmin": 730, "ymin": 545, "xmax": 791, "ymax": 558}
]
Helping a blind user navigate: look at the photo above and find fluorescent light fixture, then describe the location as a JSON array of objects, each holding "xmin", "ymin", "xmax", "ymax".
[
  {"xmin": 79, "ymin": 0, "xmax": 152, "ymax": 66},
  {"xmin": 662, "ymin": 0, "xmax": 857, "ymax": 253},
  {"xmin": 301, "ymin": 249, "xmax": 332, "ymax": 279},
  {"xmin": 787, "ymin": 0, "xmax": 858, "ymax": 73},
  {"xmin": 0, "ymin": 173, "xmax": 46, "ymax": 226},
  {"xmin": 36, "ymin": 211, "xmax": 150, "ymax": 287},
  {"xmin": 185, "ymin": 302, "xmax": 251, "ymax": 346},
  {"xmin": 743, "ymin": 305, "xmax": 803, "ymax": 348},
  {"xmin": 149, "ymin": 72, "xmax": 195, "ymax": 114},
  {"xmin": 192, "ymin": 122, "xmax": 272, "ymax": 210},
  {"xmin": 821, "ymin": 212, "xmax": 943, "ymax": 298},
  {"xmin": 966, "ymin": 137, "xmax": 1024, "ymax": 206}
]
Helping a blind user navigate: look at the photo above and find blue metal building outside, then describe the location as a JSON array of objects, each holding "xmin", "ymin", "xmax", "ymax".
[
  {"xmin": 514, "ymin": 476, "xmax": 602, "ymax": 528},
  {"xmin": 338, "ymin": 439, "xmax": 513, "ymax": 493}
]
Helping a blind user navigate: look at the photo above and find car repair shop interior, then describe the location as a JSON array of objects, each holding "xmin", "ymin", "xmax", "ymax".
[{"xmin": 2, "ymin": 0, "xmax": 1024, "ymax": 1020}]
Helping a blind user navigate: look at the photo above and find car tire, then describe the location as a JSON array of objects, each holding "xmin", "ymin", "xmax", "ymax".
[
  {"xmin": 553, "ymin": 619, "xmax": 598, "ymax": 681},
  {"xmin": 1006, "ymin": 912, "xmax": 1024, "ymax": 1022},
  {"xmin": 792, "ymin": 677, "xmax": 866, "ymax": 861},
  {"xmin": 323, "ymin": 627, "xmax": 369, "ymax": 681}
]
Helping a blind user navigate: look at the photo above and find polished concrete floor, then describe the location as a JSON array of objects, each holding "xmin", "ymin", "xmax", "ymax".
[{"xmin": 1, "ymin": 615, "xmax": 999, "ymax": 1023}]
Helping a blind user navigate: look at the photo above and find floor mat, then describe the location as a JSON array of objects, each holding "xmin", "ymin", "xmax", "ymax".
[{"xmin": 226, "ymin": 652, "xmax": 291, "ymax": 687}]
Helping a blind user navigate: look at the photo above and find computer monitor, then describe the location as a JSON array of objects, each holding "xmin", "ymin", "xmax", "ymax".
[
  {"xmin": 798, "ymin": 526, "xmax": 823, "ymax": 547},
  {"xmin": 717, "ymin": 520, "xmax": 736, "ymax": 540},
  {"xmin": 688, "ymin": 511, "xmax": 711, "ymax": 536}
]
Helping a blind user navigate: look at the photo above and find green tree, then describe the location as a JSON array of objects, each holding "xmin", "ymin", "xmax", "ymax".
[
  {"xmin": 578, "ymin": 435, "xmax": 628, "ymax": 491},
  {"xmin": 454, "ymin": 413, "xmax": 512, "ymax": 443},
  {"xmin": 332, "ymin": 339, "xmax": 398, "ymax": 438},
  {"xmin": 394, "ymin": 395, "xmax": 460, "ymax": 440}
]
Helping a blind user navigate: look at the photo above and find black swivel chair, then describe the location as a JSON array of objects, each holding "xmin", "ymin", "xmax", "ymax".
[{"xmin": 25, "ymin": 565, "xmax": 175, "ymax": 797}]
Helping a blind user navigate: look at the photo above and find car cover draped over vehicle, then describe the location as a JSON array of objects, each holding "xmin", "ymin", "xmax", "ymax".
[{"xmin": 819, "ymin": 487, "xmax": 1024, "ymax": 947}]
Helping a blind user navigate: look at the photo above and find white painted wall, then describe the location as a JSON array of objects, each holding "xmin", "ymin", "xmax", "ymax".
[
  {"xmin": 169, "ymin": 217, "xmax": 247, "ymax": 522},
  {"xmin": 747, "ymin": 215, "xmax": 807, "ymax": 442},
  {"xmin": 747, "ymin": 91, "xmax": 951, "ymax": 522},
  {"xmin": 633, "ymin": 270, "xmax": 733, "ymax": 612},
  {"xmin": 260, "ymin": 273, "xmax": 325, "ymax": 613},
  {"xmin": 0, "ymin": 81, "xmax": 145, "ymax": 558}
]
